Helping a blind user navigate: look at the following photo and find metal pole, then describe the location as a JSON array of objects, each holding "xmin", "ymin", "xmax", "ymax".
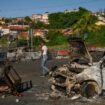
[{"xmin": 30, "ymin": 28, "xmax": 33, "ymax": 50}]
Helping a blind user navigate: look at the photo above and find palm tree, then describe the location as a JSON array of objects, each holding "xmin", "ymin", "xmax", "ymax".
[{"xmin": 72, "ymin": 12, "xmax": 99, "ymax": 37}]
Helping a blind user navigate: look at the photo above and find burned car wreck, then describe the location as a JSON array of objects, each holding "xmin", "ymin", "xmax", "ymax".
[{"xmin": 49, "ymin": 37, "xmax": 105, "ymax": 99}]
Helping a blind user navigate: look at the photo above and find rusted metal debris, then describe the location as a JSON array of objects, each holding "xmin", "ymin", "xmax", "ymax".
[
  {"xmin": 48, "ymin": 37, "xmax": 105, "ymax": 99},
  {"xmin": 0, "ymin": 51, "xmax": 32, "ymax": 96},
  {"xmin": 7, "ymin": 47, "xmax": 41, "ymax": 62}
]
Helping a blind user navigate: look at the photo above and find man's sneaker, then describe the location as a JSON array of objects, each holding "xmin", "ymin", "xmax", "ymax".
[{"xmin": 45, "ymin": 71, "xmax": 49, "ymax": 76}]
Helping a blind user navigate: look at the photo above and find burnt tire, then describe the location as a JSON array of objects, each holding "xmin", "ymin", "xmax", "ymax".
[{"xmin": 81, "ymin": 81, "xmax": 101, "ymax": 98}]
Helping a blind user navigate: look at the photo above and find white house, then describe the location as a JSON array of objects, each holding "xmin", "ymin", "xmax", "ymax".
[{"xmin": 0, "ymin": 26, "xmax": 10, "ymax": 36}]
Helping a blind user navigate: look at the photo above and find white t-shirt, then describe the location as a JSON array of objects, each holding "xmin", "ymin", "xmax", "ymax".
[{"xmin": 42, "ymin": 45, "xmax": 48, "ymax": 55}]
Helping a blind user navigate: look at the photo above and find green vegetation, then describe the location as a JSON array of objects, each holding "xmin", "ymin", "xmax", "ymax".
[
  {"xmin": 86, "ymin": 26, "xmax": 105, "ymax": 46},
  {"xmin": 0, "ymin": 36, "xmax": 8, "ymax": 47},
  {"xmin": 48, "ymin": 11, "xmax": 80, "ymax": 29},
  {"xmin": 33, "ymin": 36, "xmax": 44, "ymax": 46},
  {"xmin": 72, "ymin": 11, "xmax": 98, "ymax": 35},
  {"xmin": 1, "ymin": 7, "xmax": 105, "ymax": 48},
  {"xmin": 33, "ymin": 21, "xmax": 48, "ymax": 29},
  {"xmin": 21, "ymin": 7, "xmax": 105, "ymax": 47},
  {"xmin": 46, "ymin": 30, "xmax": 68, "ymax": 46},
  {"xmin": 17, "ymin": 39, "xmax": 27, "ymax": 47},
  {"xmin": 47, "ymin": 7, "xmax": 105, "ymax": 47}
]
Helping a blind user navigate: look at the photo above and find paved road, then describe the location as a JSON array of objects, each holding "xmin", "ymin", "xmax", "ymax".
[
  {"xmin": 0, "ymin": 59, "xmax": 70, "ymax": 105},
  {"xmin": 0, "ymin": 59, "xmax": 105, "ymax": 105}
]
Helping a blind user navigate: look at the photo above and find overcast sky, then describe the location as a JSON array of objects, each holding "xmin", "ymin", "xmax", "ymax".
[{"xmin": 0, "ymin": 0, "xmax": 105, "ymax": 17}]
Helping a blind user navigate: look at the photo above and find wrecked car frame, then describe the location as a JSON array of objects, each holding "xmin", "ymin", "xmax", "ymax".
[{"xmin": 49, "ymin": 37, "xmax": 105, "ymax": 98}]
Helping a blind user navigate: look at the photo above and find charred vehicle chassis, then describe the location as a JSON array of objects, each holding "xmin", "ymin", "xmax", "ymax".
[{"xmin": 49, "ymin": 37, "xmax": 105, "ymax": 98}]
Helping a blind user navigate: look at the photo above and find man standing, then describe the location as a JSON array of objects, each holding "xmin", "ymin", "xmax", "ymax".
[{"xmin": 40, "ymin": 42, "xmax": 49, "ymax": 77}]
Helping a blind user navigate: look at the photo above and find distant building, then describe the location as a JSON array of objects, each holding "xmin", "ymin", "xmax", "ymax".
[
  {"xmin": 0, "ymin": 25, "xmax": 28, "ymax": 39},
  {"xmin": 33, "ymin": 29, "xmax": 46, "ymax": 38},
  {"xmin": 31, "ymin": 13, "xmax": 49, "ymax": 24},
  {"xmin": 0, "ymin": 26, "xmax": 10, "ymax": 36},
  {"xmin": 31, "ymin": 14, "xmax": 42, "ymax": 21},
  {"xmin": 0, "ymin": 17, "xmax": 5, "ymax": 25},
  {"xmin": 96, "ymin": 21, "xmax": 105, "ymax": 26},
  {"xmin": 18, "ymin": 32, "xmax": 28, "ymax": 40},
  {"xmin": 40, "ymin": 13, "xmax": 49, "ymax": 24},
  {"xmin": 16, "ymin": 17, "xmax": 24, "ymax": 23},
  {"xmin": 0, "ymin": 17, "xmax": 3, "ymax": 20},
  {"xmin": 18, "ymin": 29, "xmax": 48, "ymax": 40},
  {"xmin": 62, "ymin": 28, "xmax": 72, "ymax": 35}
]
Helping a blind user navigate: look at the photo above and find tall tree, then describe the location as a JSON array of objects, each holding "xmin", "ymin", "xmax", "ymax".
[
  {"xmin": 72, "ymin": 10, "xmax": 99, "ymax": 36},
  {"xmin": 24, "ymin": 16, "xmax": 32, "ymax": 24}
]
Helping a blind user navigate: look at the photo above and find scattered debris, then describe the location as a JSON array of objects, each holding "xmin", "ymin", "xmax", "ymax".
[
  {"xmin": 1, "ymin": 95, "xmax": 6, "ymax": 99},
  {"xmin": 0, "ymin": 51, "xmax": 32, "ymax": 96},
  {"xmin": 15, "ymin": 98, "xmax": 20, "ymax": 103},
  {"xmin": 7, "ymin": 47, "xmax": 41, "ymax": 62}
]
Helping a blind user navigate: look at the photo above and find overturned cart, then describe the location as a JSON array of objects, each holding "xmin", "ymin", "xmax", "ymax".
[
  {"xmin": 0, "ymin": 51, "xmax": 32, "ymax": 95},
  {"xmin": 49, "ymin": 37, "xmax": 105, "ymax": 98}
]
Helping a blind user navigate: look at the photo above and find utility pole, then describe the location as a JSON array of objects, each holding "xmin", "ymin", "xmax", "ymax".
[
  {"xmin": 30, "ymin": 28, "xmax": 33, "ymax": 50},
  {"xmin": 29, "ymin": 27, "xmax": 33, "ymax": 50}
]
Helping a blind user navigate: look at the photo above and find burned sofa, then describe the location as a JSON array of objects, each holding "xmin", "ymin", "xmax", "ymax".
[{"xmin": 49, "ymin": 37, "xmax": 105, "ymax": 98}]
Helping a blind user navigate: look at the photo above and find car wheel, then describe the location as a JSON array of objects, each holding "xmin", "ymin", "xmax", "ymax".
[{"xmin": 81, "ymin": 81, "xmax": 101, "ymax": 98}]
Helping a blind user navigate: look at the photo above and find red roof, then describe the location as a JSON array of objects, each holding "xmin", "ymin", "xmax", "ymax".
[
  {"xmin": 1, "ymin": 25, "xmax": 26, "ymax": 30},
  {"xmin": 9, "ymin": 26, "xmax": 26, "ymax": 30},
  {"xmin": 1, "ymin": 26, "xmax": 9, "ymax": 29}
]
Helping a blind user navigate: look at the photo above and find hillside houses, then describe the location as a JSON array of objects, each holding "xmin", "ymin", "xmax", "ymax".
[
  {"xmin": 0, "ymin": 25, "xmax": 28, "ymax": 35},
  {"xmin": 0, "ymin": 12, "xmax": 49, "ymax": 41},
  {"xmin": 0, "ymin": 24, "xmax": 48, "ymax": 41},
  {"xmin": 18, "ymin": 29, "xmax": 48, "ymax": 40},
  {"xmin": 93, "ymin": 12, "xmax": 105, "ymax": 25},
  {"xmin": 0, "ymin": 10, "xmax": 105, "ymax": 43}
]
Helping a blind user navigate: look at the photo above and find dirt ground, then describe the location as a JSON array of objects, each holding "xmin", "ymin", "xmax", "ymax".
[{"xmin": 0, "ymin": 58, "xmax": 105, "ymax": 105}]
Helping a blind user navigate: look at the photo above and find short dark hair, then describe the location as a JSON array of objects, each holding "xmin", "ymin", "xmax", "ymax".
[{"xmin": 41, "ymin": 41, "xmax": 45, "ymax": 44}]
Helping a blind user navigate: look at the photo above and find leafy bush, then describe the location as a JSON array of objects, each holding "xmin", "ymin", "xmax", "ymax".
[
  {"xmin": 33, "ymin": 36, "xmax": 44, "ymax": 46},
  {"xmin": 46, "ymin": 30, "xmax": 68, "ymax": 46},
  {"xmin": 86, "ymin": 26, "xmax": 105, "ymax": 46},
  {"xmin": 17, "ymin": 39, "xmax": 27, "ymax": 47}
]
